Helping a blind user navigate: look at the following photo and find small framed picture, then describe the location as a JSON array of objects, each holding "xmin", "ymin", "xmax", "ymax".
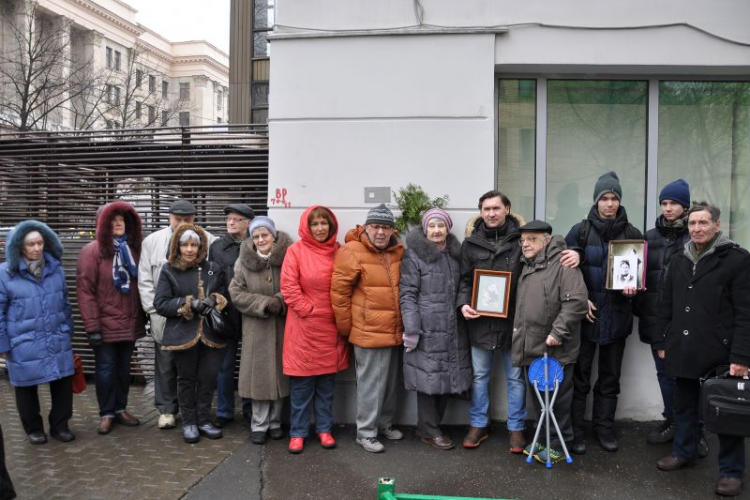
[
  {"xmin": 471, "ymin": 270, "xmax": 512, "ymax": 318},
  {"xmin": 606, "ymin": 240, "xmax": 648, "ymax": 290}
]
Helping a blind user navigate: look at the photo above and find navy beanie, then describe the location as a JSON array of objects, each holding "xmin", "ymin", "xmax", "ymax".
[
  {"xmin": 593, "ymin": 171, "xmax": 623, "ymax": 202},
  {"xmin": 659, "ymin": 179, "xmax": 690, "ymax": 209}
]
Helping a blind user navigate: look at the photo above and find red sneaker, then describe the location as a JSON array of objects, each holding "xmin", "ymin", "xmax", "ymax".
[
  {"xmin": 288, "ymin": 437, "xmax": 305, "ymax": 454},
  {"xmin": 318, "ymin": 432, "xmax": 336, "ymax": 449}
]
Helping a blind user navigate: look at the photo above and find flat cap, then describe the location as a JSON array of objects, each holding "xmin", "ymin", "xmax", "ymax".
[
  {"xmin": 169, "ymin": 199, "xmax": 196, "ymax": 215},
  {"xmin": 519, "ymin": 220, "xmax": 553, "ymax": 234},
  {"xmin": 223, "ymin": 203, "xmax": 255, "ymax": 220}
]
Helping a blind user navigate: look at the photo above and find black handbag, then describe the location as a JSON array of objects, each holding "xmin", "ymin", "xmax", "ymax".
[
  {"xmin": 204, "ymin": 308, "xmax": 230, "ymax": 340},
  {"xmin": 700, "ymin": 366, "xmax": 750, "ymax": 437}
]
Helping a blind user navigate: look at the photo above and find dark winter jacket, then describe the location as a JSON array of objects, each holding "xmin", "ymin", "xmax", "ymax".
[
  {"xmin": 229, "ymin": 231, "xmax": 292, "ymax": 401},
  {"xmin": 658, "ymin": 234, "xmax": 750, "ymax": 379},
  {"xmin": 456, "ymin": 215, "xmax": 524, "ymax": 350},
  {"xmin": 0, "ymin": 221, "xmax": 74, "ymax": 387},
  {"xmin": 399, "ymin": 230, "xmax": 471, "ymax": 395},
  {"xmin": 209, "ymin": 233, "xmax": 246, "ymax": 336},
  {"xmin": 512, "ymin": 236, "xmax": 588, "ymax": 367},
  {"xmin": 565, "ymin": 206, "xmax": 643, "ymax": 345},
  {"xmin": 635, "ymin": 215, "xmax": 690, "ymax": 347},
  {"xmin": 76, "ymin": 201, "xmax": 147, "ymax": 343},
  {"xmin": 154, "ymin": 224, "xmax": 228, "ymax": 350}
]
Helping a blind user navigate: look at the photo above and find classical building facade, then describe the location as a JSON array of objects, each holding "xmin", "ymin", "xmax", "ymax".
[{"xmin": 0, "ymin": 0, "xmax": 228, "ymax": 130}]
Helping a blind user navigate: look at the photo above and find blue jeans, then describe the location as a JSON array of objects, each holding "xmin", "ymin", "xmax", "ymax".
[
  {"xmin": 216, "ymin": 338, "xmax": 251, "ymax": 420},
  {"xmin": 651, "ymin": 349, "xmax": 675, "ymax": 420},
  {"xmin": 289, "ymin": 374, "xmax": 335, "ymax": 438},
  {"xmin": 674, "ymin": 377, "xmax": 745, "ymax": 478},
  {"xmin": 93, "ymin": 341, "xmax": 135, "ymax": 418},
  {"xmin": 469, "ymin": 346, "xmax": 526, "ymax": 431}
]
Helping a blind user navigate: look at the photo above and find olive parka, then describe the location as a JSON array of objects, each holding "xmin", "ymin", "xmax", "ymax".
[
  {"xmin": 399, "ymin": 229, "xmax": 471, "ymax": 395},
  {"xmin": 512, "ymin": 235, "xmax": 589, "ymax": 367}
]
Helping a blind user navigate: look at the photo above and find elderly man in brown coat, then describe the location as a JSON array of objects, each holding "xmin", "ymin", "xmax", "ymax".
[{"xmin": 512, "ymin": 220, "xmax": 588, "ymax": 461}]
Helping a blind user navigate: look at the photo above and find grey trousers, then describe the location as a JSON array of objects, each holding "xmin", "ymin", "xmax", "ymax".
[
  {"xmin": 353, "ymin": 345, "xmax": 401, "ymax": 439},
  {"xmin": 250, "ymin": 399, "xmax": 284, "ymax": 433},
  {"xmin": 154, "ymin": 343, "xmax": 179, "ymax": 415},
  {"xmin": 416, "ymin": 392, "xmax": 451, "ymax": 439}
]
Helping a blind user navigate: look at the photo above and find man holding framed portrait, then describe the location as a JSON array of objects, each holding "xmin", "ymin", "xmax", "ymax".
[
  {"xmin": 564, "ymin": 171, "xmax": 643, "ymax": 455},
  {"xmin": 457, "ymin": 190, "xmax": 581, "ymax": 453}
]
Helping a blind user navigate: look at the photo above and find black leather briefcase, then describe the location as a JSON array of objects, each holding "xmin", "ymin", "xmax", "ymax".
[{"xmin": 700, "ymin": 367, "xmax": 750, "ymax": 437}]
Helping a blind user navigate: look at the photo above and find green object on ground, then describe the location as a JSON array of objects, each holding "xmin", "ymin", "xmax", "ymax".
[{"xmin": 377, "ymin": 477, "xmax": 514, "ymax": 500}]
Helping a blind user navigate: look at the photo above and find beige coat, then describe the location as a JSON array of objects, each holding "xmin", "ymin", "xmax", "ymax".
[{"xmin": 229, "ymin": 231, "xmax": 292, "ymax": 401}]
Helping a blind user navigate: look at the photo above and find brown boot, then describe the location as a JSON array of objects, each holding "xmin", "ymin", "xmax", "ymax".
[
  {"xmin": 715, "ymin": 477, "xmax": 743, "ymax": 497},
  {"xmin": 97, "ymin": 416, "xmax": 115, "ymax": 435},
  {"xmin": 509, "ymin": 430, "xmax": 526, "ymax": 454},
  {"xmin": 115, "ymin": 411, "xmax": 140, "ymax": 427},
  {"xmin": 463, "ymin": 426, "xmax": 488, "ymax": 448}
]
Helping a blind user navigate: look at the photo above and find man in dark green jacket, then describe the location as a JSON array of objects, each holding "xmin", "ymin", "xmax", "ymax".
[{"xmin": 512, "ymin": 220, "xmax": 588, "ymax": 459}]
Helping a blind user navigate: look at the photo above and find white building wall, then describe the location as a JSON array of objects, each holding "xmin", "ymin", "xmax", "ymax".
[{"xmin": 269, "ymin": 0, "xmax": 750, "ymax": 424}]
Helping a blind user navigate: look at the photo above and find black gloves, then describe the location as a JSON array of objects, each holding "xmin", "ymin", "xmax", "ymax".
[
  {"xmin": 88, "ymin": 332, "xmax": 103, "ymax": 348},
  {"xmin": 191, "ymin": 296, "xmax": 217, "ymax": 316},
  {"xmin": 266, "ymin": 297, "xmax": 283, "ymax": 315}
]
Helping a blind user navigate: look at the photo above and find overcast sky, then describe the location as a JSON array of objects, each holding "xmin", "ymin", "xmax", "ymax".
[{"xmin": 122, "ymin": 0, "xmax": 231, "ymax": 54}]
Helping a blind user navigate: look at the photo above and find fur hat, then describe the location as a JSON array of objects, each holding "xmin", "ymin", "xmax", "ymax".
[{"xmin": 168, "ymin": 224, "xmax": 209, "ymax": 270}]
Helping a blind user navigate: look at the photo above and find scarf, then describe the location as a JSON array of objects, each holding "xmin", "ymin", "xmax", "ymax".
[
  {"xmin": 26, "ymin": 257, "xmax": 45, "ymax": 281},
  {"xmin": 113, "ymin": 234, "xmax": 137, "ymax": 294}
]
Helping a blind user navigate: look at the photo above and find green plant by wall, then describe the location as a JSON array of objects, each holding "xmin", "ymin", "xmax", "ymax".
[{"xmin": 393, "ymin": 183, "xmax": 449, "ymax": 233}]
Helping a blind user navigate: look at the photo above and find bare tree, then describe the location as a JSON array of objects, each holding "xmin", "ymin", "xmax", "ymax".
[
  {"xmin": 0, "ymin": 0, "xmax": 95, "ymax": 131},
  {"xmin": 72, "ymin": 45, "xmax": 194, "ymax": 130}
]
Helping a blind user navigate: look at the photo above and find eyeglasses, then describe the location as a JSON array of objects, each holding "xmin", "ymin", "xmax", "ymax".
[
  {"xmin": 518, "ymin": 236, "xmax": 541, "ymax": 245},
  {"xmin": 227, "ymin": 217, "xmax": 247, "ymax": 224},
  {"xmin": 368, "ymin": 225, "xmax": 393, "ymax": 233}
]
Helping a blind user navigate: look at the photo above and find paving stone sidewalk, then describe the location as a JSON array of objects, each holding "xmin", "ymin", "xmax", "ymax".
[{"xmin": 0, "ymin": 375, "xmax": 245, "ymax": 500}]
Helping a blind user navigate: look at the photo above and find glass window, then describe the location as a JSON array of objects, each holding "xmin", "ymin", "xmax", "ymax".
[
  {"xmin": 252, "ymin": 83, "xmax": 269, "ymax": 107},
  {"xmin": 162, "ymin": 81, "xmax": 169, "ymax": 99},
  {"xmin": 136, "ymin": 69, "xmax": 142, "ymax": 88},
  {"xmin": 162, "ymin": 110, "xmax": 169, "ymax": 126},
  {"xmin": 251, "ymin": 108, "xmax": 268, "ymax": 124},
  {"xmin": 497, "ymin": 79, "xmax": 536, "ymax": 221},
  {"xmin": 135, "ymin": 101, "xmax": 142, "ymax": 120},
  {"xmin": 180, "ymin": 83, "xmax": 190, "ymax": 100},
  {"xmin": 253, "ymin": 32, "xmax": 269, "ymax": 58},
  {"xmin": 179, "ymin": 112, "xmax": 190, "ymax": 126},
  {"xmin": 149, "ymin": 75, "xmax": 156, "ymax": 92},
  {"xmin": 105, "ymin": 46, "xmax": 112, "ymax": 69},
  {"xmin": 659, "ymin": 81, "xmax": 750, "ymax": 246},
  {"xmin": 114, "ymin": 50, "xmax": 121, "ymax": 71},
  {"xmin": 545, "ymin": 80, "xmax": 648, "ymax": 233},
  {"xmin": 148, "ymin": 105, "xmax": 156, "ymax": 124}
]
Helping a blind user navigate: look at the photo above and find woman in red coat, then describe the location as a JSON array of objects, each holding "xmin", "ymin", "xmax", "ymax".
[
  {"xmin": 76, "ymin": 201, "xmax": 146, "ymax": 434},
  {"xmin": 281, "ymin": 205, "xmax": 350, "ymax": 454}
]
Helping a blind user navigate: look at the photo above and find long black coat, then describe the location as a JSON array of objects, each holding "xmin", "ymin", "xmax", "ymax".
[
  {"xmin": 635, "ymin": 215, "xmax": 689, "ymax": 347},
  {"xmin": 456, "ymin": 216, "xmax": 524, "ymax": 350},
  {"xmin": 658, "ymin": 235, "xmax": 750, "ymax": 379},
  {"xmin": 399, "ymin": 230, "xmax": 471, "ymax": 395},
  {"xmin": 209, "ymin": 233, "xmax": 244, "ymax": 335}
]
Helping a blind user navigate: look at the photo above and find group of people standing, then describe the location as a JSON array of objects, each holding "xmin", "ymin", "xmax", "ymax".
[{"xmin": 0, "ymin": 170, "xmax": 747, "ymax": 497}]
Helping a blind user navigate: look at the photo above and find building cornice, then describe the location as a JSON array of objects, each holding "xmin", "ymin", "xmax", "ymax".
[
  {"xmin": 173, "ymin": 56, "xmax": 230, "ymax": 77},
  {"xmin": 62, "ymin": 0, "xmax": 144, "ymax": 37}
]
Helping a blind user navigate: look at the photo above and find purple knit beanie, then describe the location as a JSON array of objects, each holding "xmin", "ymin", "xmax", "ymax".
[{"xmin": 422, "ymin": 208, "xmax": 453, "ymax": 235}]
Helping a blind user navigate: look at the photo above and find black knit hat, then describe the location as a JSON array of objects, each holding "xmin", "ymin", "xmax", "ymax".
[
  {"xmin": 365, "ymin": 204, "xmax": 395, "ymax": 227},
  {"xmin": 593, "ymin": 171, "xmax": 622, "ymax": 202}
]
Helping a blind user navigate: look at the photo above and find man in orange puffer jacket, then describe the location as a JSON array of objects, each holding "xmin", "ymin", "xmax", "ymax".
[{"xmin": 331, "ymin": 204, "xmax": 405, "ymax": 453}]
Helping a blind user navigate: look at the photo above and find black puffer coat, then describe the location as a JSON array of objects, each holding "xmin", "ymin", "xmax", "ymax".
[
  {"xmin": 658, "ymin": 235, "xmax": 750, "ymax": 379},
  {"xmin": 636, "ymin": 215, "xmax": 689, "ymax": 347},
  {"xmin": 400, "ymin": 230, "xmax": 471, "ymax": 395},
  {"xmin": 209, "ymin": 233, "xmax": 245, "ymax": 336},
  {"xmin": 565, "ymin": 206, "xmax": 642, "ymax": 345},
  {"xmin": 154, "ymin": 224, "xmax": 228, "ymax": 350},
  {"xmin": 456, "ymin": 215, "xmax": 524, "ymax": 350}
]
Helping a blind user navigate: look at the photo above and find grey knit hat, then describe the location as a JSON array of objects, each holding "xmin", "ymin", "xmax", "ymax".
[
  {"xmin": 249, "ymin": 216, "xmax": 277, "ymax": 238},
  {"xmin": 365, "ymin": 204, "xmax": 395, "ymax": 227},
  {"xmin": 593, "ymin": 171, "xmax": 623, "ymax": 202}
]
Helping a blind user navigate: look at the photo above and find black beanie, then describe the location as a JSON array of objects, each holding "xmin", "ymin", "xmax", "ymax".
[{"xmin": 593, "ymin": 171, "xmax": 622, "ymax": 202}]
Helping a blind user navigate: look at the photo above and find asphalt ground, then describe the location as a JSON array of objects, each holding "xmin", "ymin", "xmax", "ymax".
[{"xmin": 0, "ymin": 374, "xmax": 747, "ymax": 499}]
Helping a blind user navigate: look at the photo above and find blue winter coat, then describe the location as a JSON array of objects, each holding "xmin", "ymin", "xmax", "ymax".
[
  {"xmin": 0, "ymin": 221, "xmax": 75, "ymax": 387},
  {"xmin": 565, "ymin": 206, "xmax": 642, "ymax": 345}
]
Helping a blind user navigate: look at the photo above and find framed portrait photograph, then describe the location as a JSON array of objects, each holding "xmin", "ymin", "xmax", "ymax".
[
  {"xmin": 606, "ymin": 240, "xmax": 648, "ymax": 291},
  {"xmin": 471, "ymin": 270, "xmax": 512, "ymax": 318}
]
